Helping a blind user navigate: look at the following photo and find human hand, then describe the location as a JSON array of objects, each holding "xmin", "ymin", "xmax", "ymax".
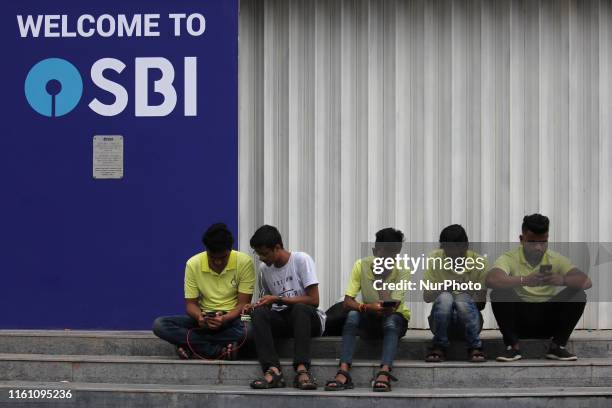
[
  {"xmin": 541, "ymin": 273, "xmax": 564, "ymax": 286},
  {"xmin": 522, "ymin": 272, "xmax": 545, "ymax": 287},
  {"xmin": 255, "ymin": 295, "xmax": 279, "ymax": 308},
  {"xmin": 242, "ymin": 303, "xmax": 255, "ymax": 314},
  {"xmin": 205, "ymin": 313, "xmax": 225, "ymax": 330},
  {"xmin": 366, "ymin": 302, "xmax": 391, "ymax": 315}
]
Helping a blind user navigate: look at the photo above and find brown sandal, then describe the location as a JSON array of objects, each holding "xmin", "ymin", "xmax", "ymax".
[
  {"xmin": 468, "ymin": 348, "xmax": 487, "ymax": 362},
  {"xmin": 425, "ymin": 347, "xmax": 446, "ymax": 362}
]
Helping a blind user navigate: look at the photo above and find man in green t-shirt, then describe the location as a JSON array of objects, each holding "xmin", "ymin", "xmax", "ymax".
[
  {"xmin": 152, "ymin": 223, "xmax": 255, "ymax": 360},
  {"xmin": 486, "ymin": 214, "xmax": 591, "ymax": 362},
  {"xmin": 324, "ymin": 228, "xmax": 410, "ymax": 393},
  {"xmin": 423, "ymin": 225, "xmax": 488, "ymax": 362}
]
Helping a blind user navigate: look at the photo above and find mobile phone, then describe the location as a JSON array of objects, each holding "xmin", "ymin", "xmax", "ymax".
[
  {"xmin": 205, "ymin": 312, "xmax": 218, "ymax": 318},
  {"xmin": 382, "ymin": 300, "xmax": 400, "ymax": 308},
  {"xmin": 539, "ymin": 264, "xmax": 553, "ymax": 275}
]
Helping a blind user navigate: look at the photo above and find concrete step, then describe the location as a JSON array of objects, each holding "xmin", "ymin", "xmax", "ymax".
[
  {"xmin": 0, "ymin": 381, "xmax": 611, "ymax": 408},
  {"xmin": 1, "ymin": 330, "xmax": 611, "ymax": 360},
  {"xmin": 1, "ymin": 354, "xmax": 611, "ymax": 389}
]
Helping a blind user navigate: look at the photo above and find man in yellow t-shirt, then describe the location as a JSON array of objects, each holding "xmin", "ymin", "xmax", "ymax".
[
  {"xmin": 423, "ymin": 225, "xmax": 488, "ymax": 363},
  {"xmin": 324, "ymin": 228, "xmax": 410, "ymax": 393},
  {"xmin": 152, "ymin": 223, "xmax": 255, "ymax": 360},
  {"xmin": 486, "ymin": 214, "xmax": 591, "ymax": 362}
]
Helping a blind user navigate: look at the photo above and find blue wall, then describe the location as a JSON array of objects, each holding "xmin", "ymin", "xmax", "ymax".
[{"xmin": 0, "ymin": 1, "xmax": 238, "ymax": 329}]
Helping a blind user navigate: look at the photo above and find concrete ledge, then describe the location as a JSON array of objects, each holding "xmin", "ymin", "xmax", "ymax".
[
  {"xmin": 1, "ymin": 381, "xmax": 611, "ymax": 408},
  {"xmin": 0, "ymin": 330, "xmax": 610, "ymax": 360},
  {"xmin": 0, "ymin": 354, "xmax": 611, "ymax": 388}
]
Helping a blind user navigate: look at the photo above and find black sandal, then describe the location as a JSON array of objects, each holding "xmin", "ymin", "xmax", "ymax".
[
  {"xmin": 324, "ymin": 369, "xmax": 354, "ymax": 391},
  {"xmin": 372, "ymin": 370, "xmax": 397, "ymax": 392},
  {"xmin": 250, "ymin": 368, "xmax": 286, "ymax": 389},
  {"xmin": 294, "ymin": 369, "xmax": 317, "ymax": 390}
]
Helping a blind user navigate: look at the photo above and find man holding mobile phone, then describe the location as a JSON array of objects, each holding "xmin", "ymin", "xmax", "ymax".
[
  {"xmin": 423, "ymin": 225, "xmax": 488, "ymax": 363},
  {"xmin": 152, "ymin": 223, "xmax": 255, "ymax": 360},
  {"xmin": 324, "ymin": 228, "xmax": 410, "ymax": 393},
  {"xmin": 247, "ymin": 225, "xmax": 325, "ymax": 391},
  {"xmin": 486, "ymin": 214, "xmax": 592, "ymax": 361}
]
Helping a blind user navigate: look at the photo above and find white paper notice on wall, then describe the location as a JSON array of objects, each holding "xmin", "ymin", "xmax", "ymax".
[{"xmin": 93, "ymin": 135, "xmax": 124, "ymax": 179}]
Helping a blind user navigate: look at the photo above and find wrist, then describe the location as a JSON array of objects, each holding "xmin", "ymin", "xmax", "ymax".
[
  {"xmin": 519, "ymin": 275, "xmax": 524, "ymax": 286},
  {"xmin": 359, "ymin": 303, "xmax": 367, "ymax": 313},
  {"xmin": 276, "ymin": 295, "xmax": 283, "ymax": 304}
]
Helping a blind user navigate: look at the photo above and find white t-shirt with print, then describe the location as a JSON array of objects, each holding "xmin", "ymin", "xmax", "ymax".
[{"xmin": 258, "ymin": 251, "xmax": 326, "ymax": 334}]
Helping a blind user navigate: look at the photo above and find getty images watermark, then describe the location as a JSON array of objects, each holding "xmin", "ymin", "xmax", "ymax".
[
  {"xmin": 371, "ymin": 253, "xmax": 487, "ymax": 292},
  {"xmin": 361, "ymin": 242, "xmax": 612, "ymax": 302}
]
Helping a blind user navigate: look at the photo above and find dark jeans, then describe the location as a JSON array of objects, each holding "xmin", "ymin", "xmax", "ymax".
[
  {"xmin": 490, "ymin": 287, "xmax": 587, "ymax": 347},
  {"xmin": 251, "ymin": 303, "xmax": 321, "ymax": 372},
  {"xmin": 428, "ymin": 292, "xmax": 484, "ymax": 349},
  {"xmin": 152, "ymin": 315, "xmax": 246, "ymax": 358},
  {"xmin": 339, "ymin": 311, "xmax": 408, "ymax": 367}
]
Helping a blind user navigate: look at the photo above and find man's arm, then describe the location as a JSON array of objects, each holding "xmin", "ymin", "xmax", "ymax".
[
  {"xmin": 258, "ymin": 284, "xmax": 320, "ymax": 307},
  {"xmin": 343, "ymin": 294, "xmax": 387, "ymax": 314},
  {"xmin": 486, "ymin": 267, "xmax": 541, "ymax": 289},
  {"xmin": 543, "ymin": 267, "xmax": 592, "ymax": 289},
  {"xmin": 208, "ymin": 292, "xmax": 253, "ymax": 330},
  {"xmin": 225, "ymin": 292, "xmax": 252, "ymax": 321},
  {"xmin": 184, "ymin": 298, "xmax": 205, "ymax": 327},
  {"xmin": 485, "ymin": 268, "xmax": 522, "ymax": 288}
]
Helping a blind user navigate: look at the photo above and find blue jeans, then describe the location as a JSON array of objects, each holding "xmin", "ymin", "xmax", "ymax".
[
  {"xmin": 428, "ymin": 292, "xmax": 483, "ymax": 349},
  {"xmin": 339, "ymin": 310, "xmax": 408, "ymax": 367},
  {"xmin": 152, "ymin": 315, "xmax": 246, "ymax": 358}
]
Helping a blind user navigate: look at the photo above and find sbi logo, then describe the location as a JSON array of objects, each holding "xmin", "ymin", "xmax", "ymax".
[{"xmin": 24, "ymin": 57, "xmax": 197, "ymax": 118}]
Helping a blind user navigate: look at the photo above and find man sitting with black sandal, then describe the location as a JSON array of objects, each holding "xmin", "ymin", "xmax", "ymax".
[
  {"xmin": 152, "ymin": 223, "xmax": 255, "ymax": 360},
  {"xmin": 324, "ymin": 228, "xmax": 410, "ymax": 392},
  {"xmin": 246, "ymin": 225, "xmax": 326, "ymax": 390}
]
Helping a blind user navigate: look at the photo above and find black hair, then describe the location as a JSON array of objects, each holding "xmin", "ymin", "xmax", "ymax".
[
  {"xmin": 374, "ymin": 227, "xmax": 404, "ymax": 252},
  {"xmin": 439, "ymin": 224, "xmax": 469, "ymax": 251},
  {"xmin": 522, "ymin": 214, "xmax": 550, "ymax": 235},
  {"xmin": 250, "ymin": 225, "xmax": 284, "ymax": 249},
  {"xmin": 202, "ymin": 223, "xmax": 234, "ymax": 253},
  {"xmin": 439, "ymin": 224, "xmax": 469, "ymax": 243}
]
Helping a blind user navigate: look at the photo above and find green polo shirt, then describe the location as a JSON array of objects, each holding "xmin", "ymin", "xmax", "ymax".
[
  {"xmin": 184, "ymin": 250, "xmax": 255, "ymax": 312},
  {"xmin": 345, "ymin": 256, "xmax": 411, "ymax": 321},
  {"xmin": 493, "ymin": 246, "xmax": 575, "ymax": 302},
  {"xmin": 422, "ymin": 248, "xmax": 488, "ymax": 287}
]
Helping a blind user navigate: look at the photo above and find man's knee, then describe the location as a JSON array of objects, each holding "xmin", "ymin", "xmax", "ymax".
[
  {"xmin": 291, "ymin": 303, "xmax": 315, "ymax": 317},
  {"xmin": 383, "ymin": 314, "xmax": 405, "ymax": 333},
  {"xmin": 454, "ymin": 295, "xmax": 476, "ymax": 314},
  {"xmin": 251, "ymin": 306, "xmax": 272, "ymax": 322},
  {"xmin": 490, "ymin": 288, "xmax": 516, "ymax": 303},
  {"xmin": 344, "ymin": 310, "xmax": 361, "ymax": 329},
  {"xmin": 152, "ymin": 316, "xmax": 169, "ymax": 337},
  {"xmin": 562, "ymin": 288, "xmax": 587, "ymax": 303},
  {"xmin": 433, "ymin": 292, "xmax": 454, "ymax": 312}
]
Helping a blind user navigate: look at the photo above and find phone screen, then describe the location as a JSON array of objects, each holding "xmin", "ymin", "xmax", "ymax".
[{"xmin": 539, "ymin": 264, "xmax": 552, "ymax": 275}]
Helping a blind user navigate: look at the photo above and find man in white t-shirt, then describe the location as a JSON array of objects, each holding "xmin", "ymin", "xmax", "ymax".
[{"xmin": 246, "ymin": 225, "xmax": 326, "ymax": 390}]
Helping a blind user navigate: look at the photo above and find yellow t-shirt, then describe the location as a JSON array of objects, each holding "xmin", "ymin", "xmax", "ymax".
[
  {"xmin": 184, "ymin": 250, "xmax": 255, "ymax": 312},
  {"xmin": 345, "ymin": 256, "xmax": 411, "ymax": 321},
  {"xmin": 493, "ymin": 246, "xmax": 575, "ymax": 303},
  {"xmin": 422, "ymin": 249, "xmax": 488, "ymax": 286}
]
